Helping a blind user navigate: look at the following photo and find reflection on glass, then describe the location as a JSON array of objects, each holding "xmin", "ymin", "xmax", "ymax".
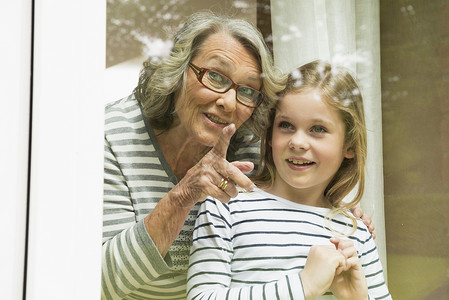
[
  {"xmin": 105, "ymin": 1, "xmax": 449, "ymax": 298},
  {"xmin": 106, "ymin": 0, "xmax": 258, "ymax": 67},
  {"xmin": 105, "ymin": 0, "xmax": 261, "ymax": 102}
]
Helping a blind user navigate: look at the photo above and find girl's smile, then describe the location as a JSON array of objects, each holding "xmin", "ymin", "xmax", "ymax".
[{"xmin": 286, "ymin": 157, "xmax": 315, "ymax": 170}]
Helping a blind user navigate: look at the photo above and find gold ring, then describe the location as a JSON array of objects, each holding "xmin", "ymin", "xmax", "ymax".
[{"xmin": 217, "ymin": 178, "xmax": 228, "ymax": 190}]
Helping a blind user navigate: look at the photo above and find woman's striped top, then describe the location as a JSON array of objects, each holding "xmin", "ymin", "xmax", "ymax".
[
  {"xmin": 187, "ymin": 188, "xmax": 392, "ymax": 300},
  {"xmin": 102, "ymin": 94, "xmax": 260, "ymax": 299}
]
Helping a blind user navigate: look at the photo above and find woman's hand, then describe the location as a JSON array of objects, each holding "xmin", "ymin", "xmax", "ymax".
[
  {"xmin": 144, "ymin": 124, "xmax": 255, "ymax": 257},
  {"xmin": 351, "ymin": 206, "xmax": 376, "ymax": 239},
  {"xmin": 329, "ymin": 237, "xmax": 368, "ymax": 300},
  {"xmin": 170, "ymin": 123, "xmax": 255, "ymax": 208}
]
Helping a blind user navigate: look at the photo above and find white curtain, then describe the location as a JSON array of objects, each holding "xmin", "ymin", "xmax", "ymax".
[{"xmin": 271, "ymin": 0, "xmax": 386, "ymax": 272}]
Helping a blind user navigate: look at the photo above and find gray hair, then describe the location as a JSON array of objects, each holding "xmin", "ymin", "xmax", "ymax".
[{"xmin": 134, "ymin": 10, "xmax": 285, "ymax": 146}]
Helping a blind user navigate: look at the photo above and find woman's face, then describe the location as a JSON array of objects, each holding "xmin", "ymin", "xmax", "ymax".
[{"xmin": 174, "ymin": 32, "xmax": 262, "ymax": 147}]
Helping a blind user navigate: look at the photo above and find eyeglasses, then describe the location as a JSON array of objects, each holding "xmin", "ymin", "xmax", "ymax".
[{"xmin": 189, "ymin": 62, "xmax": 264, "ymax": 108}]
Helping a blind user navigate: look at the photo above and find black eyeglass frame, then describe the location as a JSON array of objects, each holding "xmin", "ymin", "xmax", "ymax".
[{"xmin": 188, "ymin": 62, "xmax": 265, "ymax": 108}]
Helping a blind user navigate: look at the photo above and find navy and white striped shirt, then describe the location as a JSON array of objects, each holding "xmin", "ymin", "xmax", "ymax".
[{"xmin": 187, "ymin": 188, "xmax": 392, "ymax": 300}]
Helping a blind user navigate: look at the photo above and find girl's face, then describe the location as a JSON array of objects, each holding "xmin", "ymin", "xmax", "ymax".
[{"xmin": 268, "ymin": 88, "xmax": 354, "ymax": 205}]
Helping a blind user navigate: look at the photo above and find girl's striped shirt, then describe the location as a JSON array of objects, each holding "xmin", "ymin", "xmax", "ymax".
[{"xmin": 187, "ymin": 188, "xmax": 392, "ymax": 300}]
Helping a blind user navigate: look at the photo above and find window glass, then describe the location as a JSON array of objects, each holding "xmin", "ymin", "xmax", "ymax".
[
  {"xmin": 105, "ymin": 1, "xmax": 449, "ymax": 298},
  {"xmin": 105, "ymin": 0, "xmax": 261, "ymax": 102},
  {"xmin": 381, "ymin": 1, "xmax": 449, "ymax": 299}
]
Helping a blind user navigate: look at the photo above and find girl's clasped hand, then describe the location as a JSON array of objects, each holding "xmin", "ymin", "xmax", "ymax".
[{"xmin": 301, "ymin": 237, "xmax": 368, "ymax": 300}]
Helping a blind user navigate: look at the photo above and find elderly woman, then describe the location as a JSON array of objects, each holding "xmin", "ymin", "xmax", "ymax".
[
  {"xmin": 103, "ymin": 11, "xmax": 284, "ymax": 299},
  {"xmin": 102, "ymin": 11, "xmax": 373, "ymax": 299}
]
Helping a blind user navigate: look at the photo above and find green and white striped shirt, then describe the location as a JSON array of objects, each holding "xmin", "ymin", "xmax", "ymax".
[{"xmin": 102, "ymin": 94, "xmax": 260, "ymax": 299}]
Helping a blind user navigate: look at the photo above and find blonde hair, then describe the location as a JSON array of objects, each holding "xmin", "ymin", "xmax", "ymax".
[
  {"xmin": 134, "ymin": 11, "xmax": 285, "ymax": 147},
  {"xmin": 253, "ymin": 60, "xmax": 367, "ymax": 235}
]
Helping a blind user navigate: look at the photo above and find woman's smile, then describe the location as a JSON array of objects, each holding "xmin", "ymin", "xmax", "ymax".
[{"xmin": 204, "ymin": 113, "xmax": 229, "ymax": 126}]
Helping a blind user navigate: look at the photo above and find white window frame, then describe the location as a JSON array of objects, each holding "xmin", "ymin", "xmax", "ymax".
[{"xmin": 2, "ymin": 0, "xmax": 106, "ymax": 298}]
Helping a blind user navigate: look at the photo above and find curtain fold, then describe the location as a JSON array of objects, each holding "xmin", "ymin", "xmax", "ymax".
[{"xmin": 271, "ymin": 0, "xmax": 386, "ymax": 273}]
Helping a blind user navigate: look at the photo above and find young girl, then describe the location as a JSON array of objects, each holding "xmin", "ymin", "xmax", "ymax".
[{"xmin": 186, "ymin": 60, "xmax": 391, "ymax": 300}]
